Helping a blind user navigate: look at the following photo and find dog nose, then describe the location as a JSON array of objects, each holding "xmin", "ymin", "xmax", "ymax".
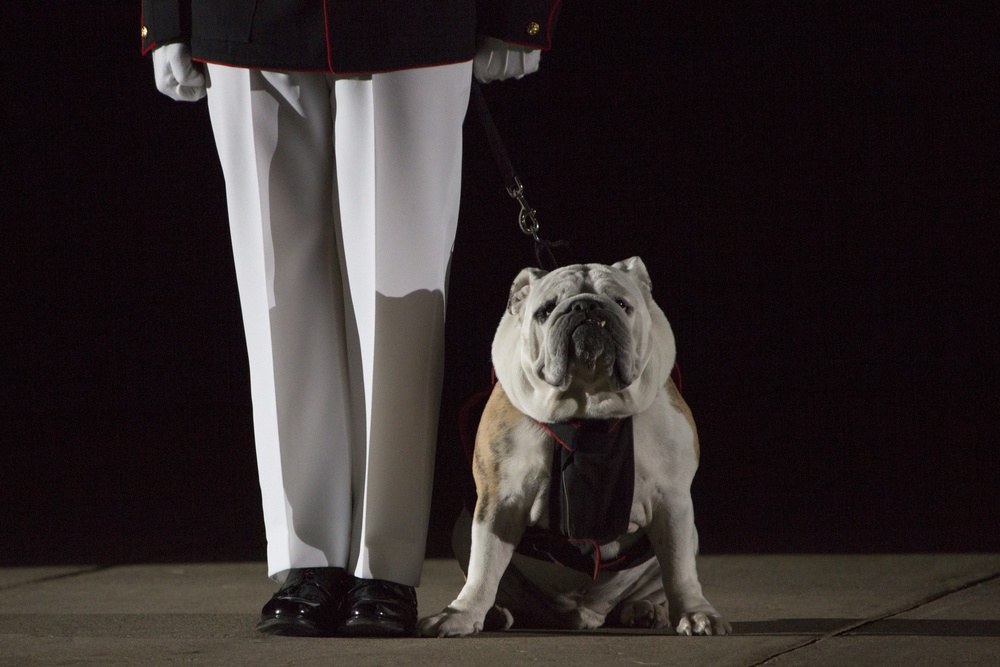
[{"xmin": 570, "ymin": 299, "xmax": 607, "ymax": 326}]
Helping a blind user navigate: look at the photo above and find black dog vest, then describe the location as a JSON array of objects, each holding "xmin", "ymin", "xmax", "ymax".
[
  {"xmin": 543, "ymin": 418, "xmax": 635, "ymax": 541},
  {"xmin": 514, "ymin": 417, "xmax": 655, "ymax": 579}
]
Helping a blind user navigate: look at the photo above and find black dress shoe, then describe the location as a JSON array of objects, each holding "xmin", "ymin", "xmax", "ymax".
[
  {"xmin": 337, "ymin": 578, "xmax": 418, "ymax": 637},
  {"xmin": 256, "ymin": 567, "xmax": 351, "ymax": 636}
]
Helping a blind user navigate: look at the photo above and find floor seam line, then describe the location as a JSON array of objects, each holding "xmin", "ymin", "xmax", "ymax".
[
  {"xmin": 745, "ymin": 568, "xmax": 1000, "ymax": 666},
  {"xmin": 830, "ymin": 569, "xmax": 1000, "ymax": 637},
  {"xmin": 0, "ymin": 565, "xmax": 114, "ymax": 593}
]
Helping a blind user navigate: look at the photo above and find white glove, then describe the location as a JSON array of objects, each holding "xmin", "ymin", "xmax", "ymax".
[
  {"xmin": 152, "ymin": 42, "xmax": 207, "ymax": 102},
  {"xmin": 473, "ymin": 36, "xmax": 541, "ymax": 84}
]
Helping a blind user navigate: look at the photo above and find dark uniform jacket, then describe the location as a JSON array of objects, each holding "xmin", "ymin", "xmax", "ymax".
[{"xmin": 140, "ymin": 0, "xmax": 561, "ymax": 74}]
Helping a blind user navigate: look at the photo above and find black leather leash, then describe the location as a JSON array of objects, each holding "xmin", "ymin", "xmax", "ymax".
[{"xmin": 470, "ymin": 81, "xmax": 565, "ymax": 270}]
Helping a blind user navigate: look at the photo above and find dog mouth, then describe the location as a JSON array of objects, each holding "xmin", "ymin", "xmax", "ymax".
[
  {"xmin": 571, "ymin": 320, "xmax": 613, "ymax": 370},
  {"xmin": 542, "ymin": 300, "xmax": 634, "ymax": 389}
]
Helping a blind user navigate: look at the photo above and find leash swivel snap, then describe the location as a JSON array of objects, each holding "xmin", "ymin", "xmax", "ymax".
[
  {"xmin": 471, "ymin": 81, "xmax": 563, "ymax": 269},
  {"xmin": 507, "ymin": 176, "xmax": 541, "ymax": 241}
]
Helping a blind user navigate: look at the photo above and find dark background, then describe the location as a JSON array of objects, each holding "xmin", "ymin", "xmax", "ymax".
[{"xmin": 3, "ymin": 3, "xmax": 997, "ymax": 567}]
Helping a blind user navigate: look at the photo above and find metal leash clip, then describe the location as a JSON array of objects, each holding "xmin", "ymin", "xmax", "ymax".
[
  {"xmin": 471, "ymin": 81, "xmax": 563, "ymax": 269},
  {"xmin": 506, "ymin": 176, "xmax": 542, "ymax": 242}
]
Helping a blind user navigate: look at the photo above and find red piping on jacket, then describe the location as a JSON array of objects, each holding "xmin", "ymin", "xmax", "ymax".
[
  {"xmin": 140, "ymin": 6, "xmax": 156, "ymax": 56},
  {"xmin": 322, "ymin": 1, "xmax": 334, "ymax": 73},
  {"xmin": 189, "ymin": 57, "xmax": 474, "ymax": 76},
  {"xmin": 545, "ymin": 0, "xmax": 562, "ymax": 49}
]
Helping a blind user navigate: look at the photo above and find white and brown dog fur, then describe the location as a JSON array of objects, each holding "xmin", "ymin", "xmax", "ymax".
[{"xmin": 418, "ymin": 257, "xmax": 729, "ymax": 636}]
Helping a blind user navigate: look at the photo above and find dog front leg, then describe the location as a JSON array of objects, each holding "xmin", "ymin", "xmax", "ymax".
[
  {"xmin": 647, "ymin": 492, "xmax": 731, "ymax": 636},
  {"xmin": 417, "ymin": 503, "xmax": 526, "ymax": 637}
]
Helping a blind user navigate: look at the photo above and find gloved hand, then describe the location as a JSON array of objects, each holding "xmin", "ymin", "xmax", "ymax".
[
  {"xmin": 473, "ymin": 36, "xmax": 541, "ymax": 84},
  {"xmin": 152, "ymin": 42, "xmax": 207, "ymax": 102}
]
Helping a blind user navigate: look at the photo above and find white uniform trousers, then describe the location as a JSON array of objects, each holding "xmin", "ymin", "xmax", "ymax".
[{"xmin": 205, "ymin": 61, "xmax": 473, "ymax": 587}]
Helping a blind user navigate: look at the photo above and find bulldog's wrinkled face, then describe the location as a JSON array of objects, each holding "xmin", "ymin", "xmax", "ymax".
[
  {"xmin": 520, "ymin": 266, "xmax": 643, "ymax": 391},
  {"xmin": 492, "ymin": 257, "xmax": 675, "ymax": 422}
]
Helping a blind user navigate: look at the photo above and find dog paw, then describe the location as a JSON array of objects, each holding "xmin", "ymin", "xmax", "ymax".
[
  {"xmin": 674, "ymin": 611, "xmax": 732, "ymax": 636},
  {"xmin": 417, "ymin": 606, "xmax": 487, "ymax": 638},
  {"xmin": 617, "ymin": 600, "xmax": 669, "ymax": 629}
]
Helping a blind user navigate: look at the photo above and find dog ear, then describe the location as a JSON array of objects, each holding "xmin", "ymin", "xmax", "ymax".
[
  {"xmin": 507, "ymin": 267, "xmax": 547, "ymax": 314},
  {"xmin": 612, "ymin": 256, "xmax": 652, "ymax": 292}
]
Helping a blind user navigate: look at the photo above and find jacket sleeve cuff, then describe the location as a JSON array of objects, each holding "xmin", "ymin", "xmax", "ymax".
[
  {"xmin": 478, "ymin": 0, "xmax": 562, "ymax": 51},
  {"xmin": 140, "ymin": 0, "xmax": 188, "ymax": 55}
]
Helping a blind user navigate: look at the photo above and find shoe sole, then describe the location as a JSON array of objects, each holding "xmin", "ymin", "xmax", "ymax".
[
  {"xmin": 337, "ymin": 618, "xmax": 414, "ymax": 638},
  {"xmin": 256, "ymin": 616, "xmax": 339, "ymax": 637}
]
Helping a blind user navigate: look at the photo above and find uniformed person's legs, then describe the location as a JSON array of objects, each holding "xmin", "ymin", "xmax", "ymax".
[{"xmin": 205, "ymin": 60, "xmax": 472, "ymax": 636}]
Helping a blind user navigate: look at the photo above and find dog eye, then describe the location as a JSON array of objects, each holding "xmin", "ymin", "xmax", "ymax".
[
  {"xmin": 615, "ymin": 298, "xmax": 633, "ymax": 314},
  {"xmin": 534, "ymin": 300, "xmax": 557, "ymax": 322}
]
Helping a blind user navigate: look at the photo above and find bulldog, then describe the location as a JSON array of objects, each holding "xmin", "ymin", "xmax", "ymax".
[{"xmin": 418, "ymin": 257, "xmax": 729, "ymax": 637}]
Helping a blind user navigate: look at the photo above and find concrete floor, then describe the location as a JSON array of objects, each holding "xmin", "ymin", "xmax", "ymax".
[{"xmin": 1, "ymin": 555, "xmax": 998, "ymax": 666}]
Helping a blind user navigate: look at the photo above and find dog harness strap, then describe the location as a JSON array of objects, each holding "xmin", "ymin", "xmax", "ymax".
[
  {"xmin": 541, "ymin": 418, "xmax": 636, "ymax": 544},
  {"xmin": 515, "ymin": 527, "xmax": 655, "ymax": 579}
]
